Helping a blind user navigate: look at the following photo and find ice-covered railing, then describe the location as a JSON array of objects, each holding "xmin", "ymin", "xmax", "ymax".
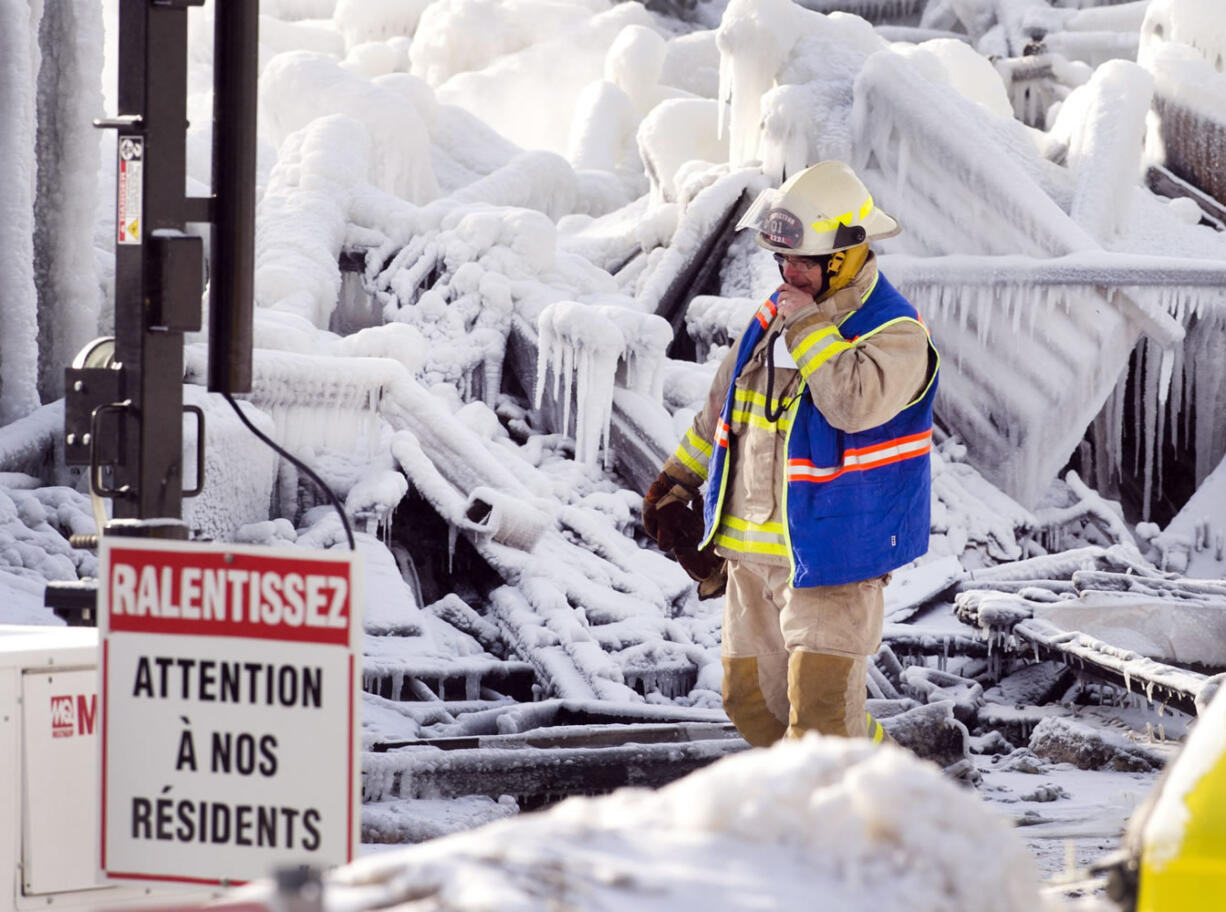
[
  {"xmin": 849, "ymin": 46, "xmax": 1226, "ymax": 508},
  {"xmin": 883, "ymin": 251, "xmax": 1226, "ymax": 511}
]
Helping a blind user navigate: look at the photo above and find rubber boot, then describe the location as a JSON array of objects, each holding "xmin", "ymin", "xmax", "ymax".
[
  {"xmin": 785, "ymin": 650, "xmax": 867, "ymax": 739},
  {"xmin": 722, "ymin": 656, "xmax": 787, "ymax": 747}
]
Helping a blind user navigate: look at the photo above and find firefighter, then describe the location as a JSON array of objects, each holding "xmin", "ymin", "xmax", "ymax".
[{"xmin": 643, "ymin": 160, "xmax": 940, "ymax": 746}]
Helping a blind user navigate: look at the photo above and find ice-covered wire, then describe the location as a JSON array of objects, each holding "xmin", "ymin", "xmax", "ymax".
[{"xmin": 222, "ymin": 392, "xmax": 356, "ymax": 552}]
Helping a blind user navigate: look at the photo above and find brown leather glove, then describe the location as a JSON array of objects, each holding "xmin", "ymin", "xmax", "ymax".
[
  {"xmin": 642, "ymin": 471, "xmax": 703, "ymax": 552},
  {"xmin": 674, "ymin": 541, "xmax": 727, "ymax": 599}
]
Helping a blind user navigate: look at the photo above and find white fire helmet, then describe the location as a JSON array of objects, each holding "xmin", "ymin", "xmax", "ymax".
[{"xmin": 737, "ymin": 160, "xmax": 900, "ymax": 256}]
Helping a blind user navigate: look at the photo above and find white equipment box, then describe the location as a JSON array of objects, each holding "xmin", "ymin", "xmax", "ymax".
[{"xmin": 0, "ymin": 625, "xmax": 215, "ymax": 909}]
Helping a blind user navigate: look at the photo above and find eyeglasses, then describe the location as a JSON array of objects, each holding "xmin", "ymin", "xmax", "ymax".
[{"xmin": 773, "ymin": 252, "xmax": 826, "ymax": 269}]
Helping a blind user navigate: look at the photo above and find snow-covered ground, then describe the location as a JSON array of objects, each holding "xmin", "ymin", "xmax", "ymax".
[{"xmin": 3, "ymin": 0, "xmax": 1226, "ymax": 908}]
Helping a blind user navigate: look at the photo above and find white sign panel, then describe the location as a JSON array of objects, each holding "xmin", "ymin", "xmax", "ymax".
[{"xmin": 99, "ymin": 538, "xmax": 362, "ymax": 885}]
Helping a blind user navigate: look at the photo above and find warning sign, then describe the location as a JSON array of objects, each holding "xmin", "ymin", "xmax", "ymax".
[
  {"xmin": 99, "ymin": 538, "xmax": 362, "ymax": 885},
  {"xmin": 117, "ymin": 136, "xmax": 143, "ymax": 245}
]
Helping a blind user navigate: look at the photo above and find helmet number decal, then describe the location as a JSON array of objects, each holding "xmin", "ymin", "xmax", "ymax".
[{"xmin": 761, "ymin": 208, "xmax": 803, "ymax": 248}]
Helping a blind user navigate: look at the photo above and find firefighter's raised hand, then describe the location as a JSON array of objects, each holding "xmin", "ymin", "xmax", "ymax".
[{"xmin": 775, "ymin": 284, "xmax": 816, "ymax": 319}]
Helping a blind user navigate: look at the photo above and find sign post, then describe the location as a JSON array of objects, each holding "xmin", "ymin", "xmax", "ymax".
[{"xmin": 98, "ymin": 538, "xmax": 361, "ymax": 885}]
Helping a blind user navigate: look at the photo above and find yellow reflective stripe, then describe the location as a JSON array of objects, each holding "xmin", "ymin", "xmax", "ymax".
[
  {"xmin": 673, "ymin": 427, "xmax": 713, "ymax": 479},
  {"xmin": 867, "ymin": 713, "xmax": 884, "ymax": 744},
  {"xmin": 730, "ymin": 389, "xmax": 794, "ymax": 430},
  {"xmin": 674, "ymin": 445, "xmax": 708, "ymax": 478},
  {"xmin": 712, "ymin": 533, "xmax": 790, "ymax": 558},
  {"xmin": 715, "ymin": 512, "xmax": 789, "ymax": 557},
  {"xmin": 789, "ymin": 324, "xmax": 841, "ymax": 363},
  {"xmin": 732, "ymin": 388, "xmax": 792, "ymax": 409},
  {"xmin": 810, "ymin": 196, "xmax": 872, "ymax": 234},
  {"xmin": 795, "ymin": 336, "xmax": 853, "ymax": 376},
  {"xmin": 729, "ymin": 408, "xmax": 792, "ymax": 432},
  {"xmin": 685, "ymin": 427, "xmax": 713, "ymax": 457},
  {"xmin": 720, "ymin": 514, "xmax": 785, "ymax": 535}
]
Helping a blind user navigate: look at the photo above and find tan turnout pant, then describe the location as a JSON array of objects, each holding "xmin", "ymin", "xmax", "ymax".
[{"xmin": 720, "ymin": 560, "xmax": 889, "ymax": 746}]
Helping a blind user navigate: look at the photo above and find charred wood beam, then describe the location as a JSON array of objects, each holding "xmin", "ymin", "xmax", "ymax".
[
  {"xmin": 653, "ymin": 189, "xmax": 751, "ymax": 360},
  {"xmin": 1146, "ymin": 164, "xmax": 1226, "ymax": 231},
  {"xmin": 1070, "ymin": 570, "xmax": 1226, "ymax": 600},
  {"xmin": 1152, "ymin": 94, "xmax": 1226, "ymax": 208},
  {"xmin": 364, "ymin": 729, "xmax": 746, "ymax": 807},
  {"xmin": 1012, "ymin": 619, "xmax": 1207, "ymax": 716}
]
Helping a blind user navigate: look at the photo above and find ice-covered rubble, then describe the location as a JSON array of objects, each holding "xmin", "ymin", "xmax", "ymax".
[{"xmin": 6, "ymin": 2, "xmax": 1226, "ymax": 894}]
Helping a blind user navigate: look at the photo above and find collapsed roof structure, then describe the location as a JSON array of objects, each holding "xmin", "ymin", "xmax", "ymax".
[{"xmin": 1, "ymin": 0, "xmax": 1225, "ymax": 856}]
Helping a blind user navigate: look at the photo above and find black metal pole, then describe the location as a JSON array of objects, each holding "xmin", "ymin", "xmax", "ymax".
[
  {"xmin": 208, "ymin": 0, "xmax": 259, "ymax": 395},
  {"xmin": 112, "ymin": 0, "xmax": 193, "ymax": 522}
]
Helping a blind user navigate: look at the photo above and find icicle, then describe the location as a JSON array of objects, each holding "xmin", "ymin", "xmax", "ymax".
[{"xmin": 447, "ymin": 522, "xmax": 457, "ymax": 574}]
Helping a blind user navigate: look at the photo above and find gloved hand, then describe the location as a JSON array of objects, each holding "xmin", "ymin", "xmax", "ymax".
[
  {"xmin": 643, "ymin": 471, "xmax": 703, "ymax": 552},
  {"xmin": 674, "ymin": 541, "xmax": 727, "ymax": 599},
  {"xmin": 643, "ymin": 469, "xmax": 727, "ymax": 600}
]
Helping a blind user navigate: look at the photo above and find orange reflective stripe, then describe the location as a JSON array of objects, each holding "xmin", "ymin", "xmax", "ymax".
[
  {"xmin": 754, "ymin": 298, "xmax": 778, "ymax": 329},
  {"xmin": 715, "ymin": 420, "xmax": 731, "ymax": 450},
  {"xmin": 787, "ymin": 430, "xmax": 932, "ymax": 483}
]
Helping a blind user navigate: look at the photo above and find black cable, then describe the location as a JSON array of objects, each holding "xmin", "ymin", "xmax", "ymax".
[
  {"xmin": 222, "ymin": 392, "xmax": 356, "ymax": 551},
  {"xmin": 764, "ymin": 330, "xmax": 789, "ymax": 423}
]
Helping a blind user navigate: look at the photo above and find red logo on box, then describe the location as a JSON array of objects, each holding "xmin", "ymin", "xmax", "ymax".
[
  {"xmin": 50, "ymin": 694, "xmax": 97, "ymax": 738},
  {"xmin": 51, "ymin": 695, "xmax": 75, "ymax": 737}
]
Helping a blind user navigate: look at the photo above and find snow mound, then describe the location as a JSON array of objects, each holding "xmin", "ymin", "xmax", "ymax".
[{"xmin": 323, "ymin": 735, "xmax": 1041, "ymax": 911}]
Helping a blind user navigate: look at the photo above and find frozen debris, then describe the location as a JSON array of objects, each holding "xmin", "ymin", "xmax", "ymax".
[
  {"xmin": 1049, "ymin": 60, "xmax": 1154, "ymax": 242},
  {"xmin": 1014, "ymin": 618, "xmax": 1208, "ymax": 714},
  {"xmin": 1018, "ymin": 783, "xmax": 1067, "ymax": 803},
  {"xmin": 872, "ymin": 643, "xmax": 907, "ymax": 692},
  {"xmin": 969, "ymin": 730, "xmax": 1015, "ymax": 757},
  {"xmin": 181, "ymin": 386, "xmax": 281, "ymax": 543},
  {"xmin": 1033, "ymin": 470, "xmax": 1138, "ymax": 553},
  {"xmin": 362, "ymin": 731, "xmax": 743, "ymax": 805},
  {"xmin": 1027, "ymin": 716, "xmax": 1165, "ymax": 772},
  {"xmin": 873, "ymin": 699, "xmax": 971, "ymax": 772},
  {"xmin": 900, "ymin": 666, "xmax": 985, "ymax": 726},
  {"xmin": 233, "ymin": 518, "xmax": 297, "ymax": 547},
  {"xmin": 993, "ymin": 747, "xmax": 1048, "ymax": 775},
  {"xmin": 929, "ymin": 443, "xmax": 1035, "ymax": 566},
  {"xmin": 0, "ymin": 401, "xmax": 64, "ymax": 477},
  {"xmin": 359, "ymin": 535, "xmax": 427, "ymax": 637},
  {"xmin": 867, "ymin": 659, "xmax": 902, "ymax": 701},
  {"xmin": 637, "ymin": 98, "xmax": 724, "ymax": 205},
  {"xmin": 978, "ymin": 705, "xmax": 1068, "ymax": 753},
  {"xmin": 1152, "ymin": 448, "xmax": 1226, "ymax": 577},
  {"xmin": 634, "ymin": 170, "xmax": 759, "ymax": 317},
  {"xmin": 0, "ymin": 484, "xmax": 97, "ymax": 586},
  {"xmin": 983, "ymin": 661, "xmax": 1075, "ymax": 709},
  {"xmin": 535, "ymin": 300, "xmax": 625, "ymax": 468},
  {"xmin": 884, "ymin": 554, "xmax": 964, "ymax": 623},
  {"xmin": 426, "ymin": 593, "xmax": 503, "ymax": 655},
  {"xmin": 362, "ymin": 795, "xmax": 518, "ymax": 846}
]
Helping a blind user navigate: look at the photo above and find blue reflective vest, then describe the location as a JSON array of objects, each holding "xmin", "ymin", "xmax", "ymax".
[{"xmin": 700, "ymin": 272, "xmax": 939, "ymax": 587}]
